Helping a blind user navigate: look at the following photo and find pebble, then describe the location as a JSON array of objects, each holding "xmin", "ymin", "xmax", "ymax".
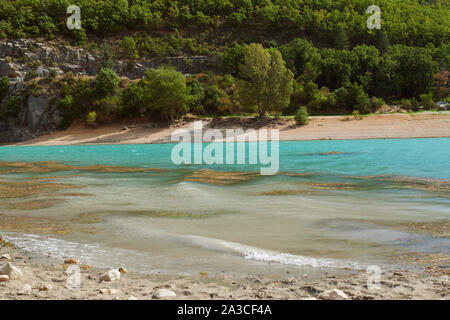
[
  {"xmin": 0, "ymin": 262, "xmax": 23, "ymax": 280},
  {"xmin": 318, "ymin": 288, "xmax": 349, "ymax": 300},
  {"xmin": 128, "ymin": 296, "xmax": 138, "ymax": 300},
  {"xmin": 99, "ymin": 288, "xmax": 119, "ymax": 295},
  {"xmin": 39, "ymin": 284, "xmax": 53, "ymax": 291},
  {"xmin": 64, "ymin": 258, "xmax": 79, "ymax": 264},
  {"xmin": 0, "ymin": 275, "xmax": 9, "ymax": 282},
  {"xmin": 100, "ymin": 269, "xmax": 121, "ymax": 282},
  {"xmin": 1, "ymin": 254, "xmax": 12, "ymax": 260},
  {"xmin": 118, "ymin": 267, "xmax": 128, "ymax": 274},
  {"xmin": 152, "ymin": 288, "xmax": 177, "ymax": 299},
  {"xmin": 18, "ymin": 284, "xmax": 32, "ymax": 295}
]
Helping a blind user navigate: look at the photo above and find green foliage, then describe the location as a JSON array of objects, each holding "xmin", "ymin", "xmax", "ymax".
[
  {"xmin": 279, "ymin": 38, "xmax": 320, "ymax": 80},
  {"xmin": 400, "ymin": 99, "xmax": 412, "ymax": 109},
  {"xmin": 221, "ymin": 42, "xmax": 245, "ymax": 76},
  {"xmin": 238, "ymin": 44, "xmax": 294, "ymax": 118},
  {"xmin": 24, "ymin": 70, "xmax": 39, "ymax": 81},
  {"xmin": 376, "ymin": 45, "xmax": 438, "ymax": 99},
  {"xmin": 2, "ymin": 1, "xmax": 447, "ymax": 48},
  {"xmin": 187, "ymin": 78, "xmax": 205, "ymax": 114},
  {"xmin": 335, "ymin": 83, "xmax": 370, "ymax": 114},
  {"xmin": 419, "ymin": 93, "xmax": 438, "ymax": 109},
  {"xmin": 99, "ymin": 42, "xmax": 115, "ymax": 70},
  {"xmin": 352, "ymin": 110, "xmax": 363, "ymax": 120},
  {"xmin": 1, "ymin": 0, "xmax": 447, "ymax": 121},
  {"xmin": 317, "ymin": 49, "xmax": 353, "ymax": 91},
  {"xmin": 121, "ymin": 36, "xmax": 139, "ymax": 61},
  {"xmin": 59, "ymin": 94, "xmax": 73, "ymax": 109},
  {"xmin": 369, "ymin": 97, "xmax": 385, "ymax": 111},
  {"xmin": 134, "ymin": 66, "xmax": 189, "ymax": 122},
  {"xmin": 95, "ymin": 68, "xmax": 120, "ymax": 98},
  {"xmin": 334, "ymin": 26, "xmax": 349, "ymax": 50},
  {"xmin": 295, "ymin": 106, "xmax": 309, "ymax": 125},
  {"xmin": 86, "ymin": 111, "xmax": 97, "ymax": 125},
  {"xmin": 120, "ymin": 82, "xmax": 146, "ymax": 116}
]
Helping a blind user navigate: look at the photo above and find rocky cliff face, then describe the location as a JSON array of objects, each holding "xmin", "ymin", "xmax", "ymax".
[
  {"xmin": 0, "ymin": 39, "xmax": 213, "ymax": 144},
  {"xmin": 0, "ymin": 39, "xmax": 147, "ymax": 144},
  {"xmin": 0, "ymin": 80, "xmax": 63, "ymax": 144},
  {"xmin": 0, "ymin": 39, "xmax": 150, "ymax": 83}
]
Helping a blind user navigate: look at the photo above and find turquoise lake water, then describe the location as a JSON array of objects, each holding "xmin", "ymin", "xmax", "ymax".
[{"xmin": 0, "ymin": 138, "xmax": 449, "ymax": 277}]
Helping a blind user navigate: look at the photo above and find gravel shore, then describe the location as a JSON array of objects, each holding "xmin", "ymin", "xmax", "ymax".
[{"xmin": 1, "ymin": 244, "xmax": 448, "ymax": 300}]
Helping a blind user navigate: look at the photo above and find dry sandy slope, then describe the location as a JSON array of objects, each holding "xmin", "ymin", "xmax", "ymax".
[{"xmin": 10, "ymin": 113, "xmax": 450, "ymax": 146}]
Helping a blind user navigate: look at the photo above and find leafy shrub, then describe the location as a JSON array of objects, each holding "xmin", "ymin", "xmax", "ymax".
[
  {"xmin": 419, "ymin": 93, "xmax": 437, "ymax": 110},
  {"xmin": 95, "ymin": 68, "xmax": 120, "ymax": 98},
  {"xmin": 86, "ymin": 111, "xmax": 97, "ymax": 125},
  {"xmin": 400, "ymin": 99, "xmax": 413, "ymax": 110},
  {"xmin": 295, "ymin": 106, "xmax": 309, "ymax": 125},
  {"xmin": 352, "ymin": 110, "xmax": 363, "ymax": 120},
  {"xmin": 120, "ymin": 82, "xmax": 146, "ymax": 116},
  {"xmin": 49, "ymin": 69, "xmax": 58, "ymax": 78},
  {"xmin": 368, "ymin": 97, "xmax": 385, "ymax": 112},
  {"xmin": 221, "ymin": 42, "xmax": 245, "ymax": 76},
  {"xmin": 140, "ymin": 67, "xmax": 189, "ymax": 122},
  {"xmin": 24, "ymin": 70, "xmax": 39, "ymax": 81},
  {"xmin": 121, "ymin": 36, "xmax": 139, "ymax": 61},
  {"xmin": 187, "ymin": 78, "xmax": 205, "ymax": 114},
  {"xmin": 99, "ymin": 42, "xmax": 115, "ymax": 70}
]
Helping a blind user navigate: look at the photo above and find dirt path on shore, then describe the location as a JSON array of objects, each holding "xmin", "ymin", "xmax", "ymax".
[{"xmin": 9, "ymin": 113, "xmax": 450, "ymax": 147}]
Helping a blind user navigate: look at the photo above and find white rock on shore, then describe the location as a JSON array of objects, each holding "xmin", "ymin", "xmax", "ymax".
[
  {"xmin": 318, "ymin": 288, "xmax": 349, "ymax": 300},
  {"xmin": 0, "ymin": 275, "xmax": 9, "ymax": 282},
  {"xmin": 100, "ymin": 269, "xmax": 121, "ymax": 282},
  {"xmin": 18, "ymin": 284, "xmax": 32, "ymax": 295},
  {"xmin": 1, "ymin": 254, "xmax": 12, "ymax": 260},
  {"xmin": 0, "ymin": 262, "xmax": 23, "ymax": 280},
  {"xmin": 152, "ymin": 289, "xmax": 177, "ymax": 299}
]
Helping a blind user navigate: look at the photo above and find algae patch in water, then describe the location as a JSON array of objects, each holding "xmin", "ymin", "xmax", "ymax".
[
  {"xmin": 184, "ymin": 169, "xmax": 259, "ymax": 185},
  {"xmin": 83, "ymin": 209, "xmax": 214, "ymax": 220},
  {"xmin": 0, "ymin": 180, "xmax": 81, "ymax": 199},
  {"xmin": 0, "ymin": 213, "xmax": 97, "ymax": 235},
  {"xmin": 8, "ymin": 199, "xmax": 63, "ymax": 210},
  {"xmin": 300, "ymin": 182, "xmax": 358, "ymax": 190},
  {"xmin": 73, "ymin": 212, "xmax": 106, "ymax": 224},
  {"xmin": 0, "ymin": 161, "xmax": 168, "ymax": 175},
  {"xmin": 254, "ymin": 189, "xmax": 319, "ymax": 196},
  {"xmin": 131, "ymin": 210, "xmax": 212, "ymax": 219},
  {"xmin": 0, "ymin": 214, "xmax": 70, "ymax": 235},
  {"xmin": 352, "ymin": 175, "xmax": 450, "ymax": 195},
  {"xmin": 60, "ymin": 192, "xmax": 94, "ymax": 197},
  {"xmin": 118, "ymin": 209, "xmax": 212, "ymax": 219}
]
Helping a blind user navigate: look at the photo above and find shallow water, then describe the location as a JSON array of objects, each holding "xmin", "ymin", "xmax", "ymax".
[{"xmin": 0, "ymin": 138, "xmax": 449, "ymax": 278}]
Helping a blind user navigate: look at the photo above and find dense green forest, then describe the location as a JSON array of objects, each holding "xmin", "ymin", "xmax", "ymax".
[{"xmin": 0, "ymin": 0, "xmax": 449, "ymax": 123}]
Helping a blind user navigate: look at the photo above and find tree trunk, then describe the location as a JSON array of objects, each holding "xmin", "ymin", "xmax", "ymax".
[{"xmin": 257, "ymin": 102, "xmax": 265, "ymax": 119}]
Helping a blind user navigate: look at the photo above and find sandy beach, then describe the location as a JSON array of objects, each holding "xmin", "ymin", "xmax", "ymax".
[
  {"xmin": 9, "ymin": 112, "xmax": 450, "ymax": 147},
  {"xmin": 0, "ymin": 243, "xmax": 448, "ymax": 300}
]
